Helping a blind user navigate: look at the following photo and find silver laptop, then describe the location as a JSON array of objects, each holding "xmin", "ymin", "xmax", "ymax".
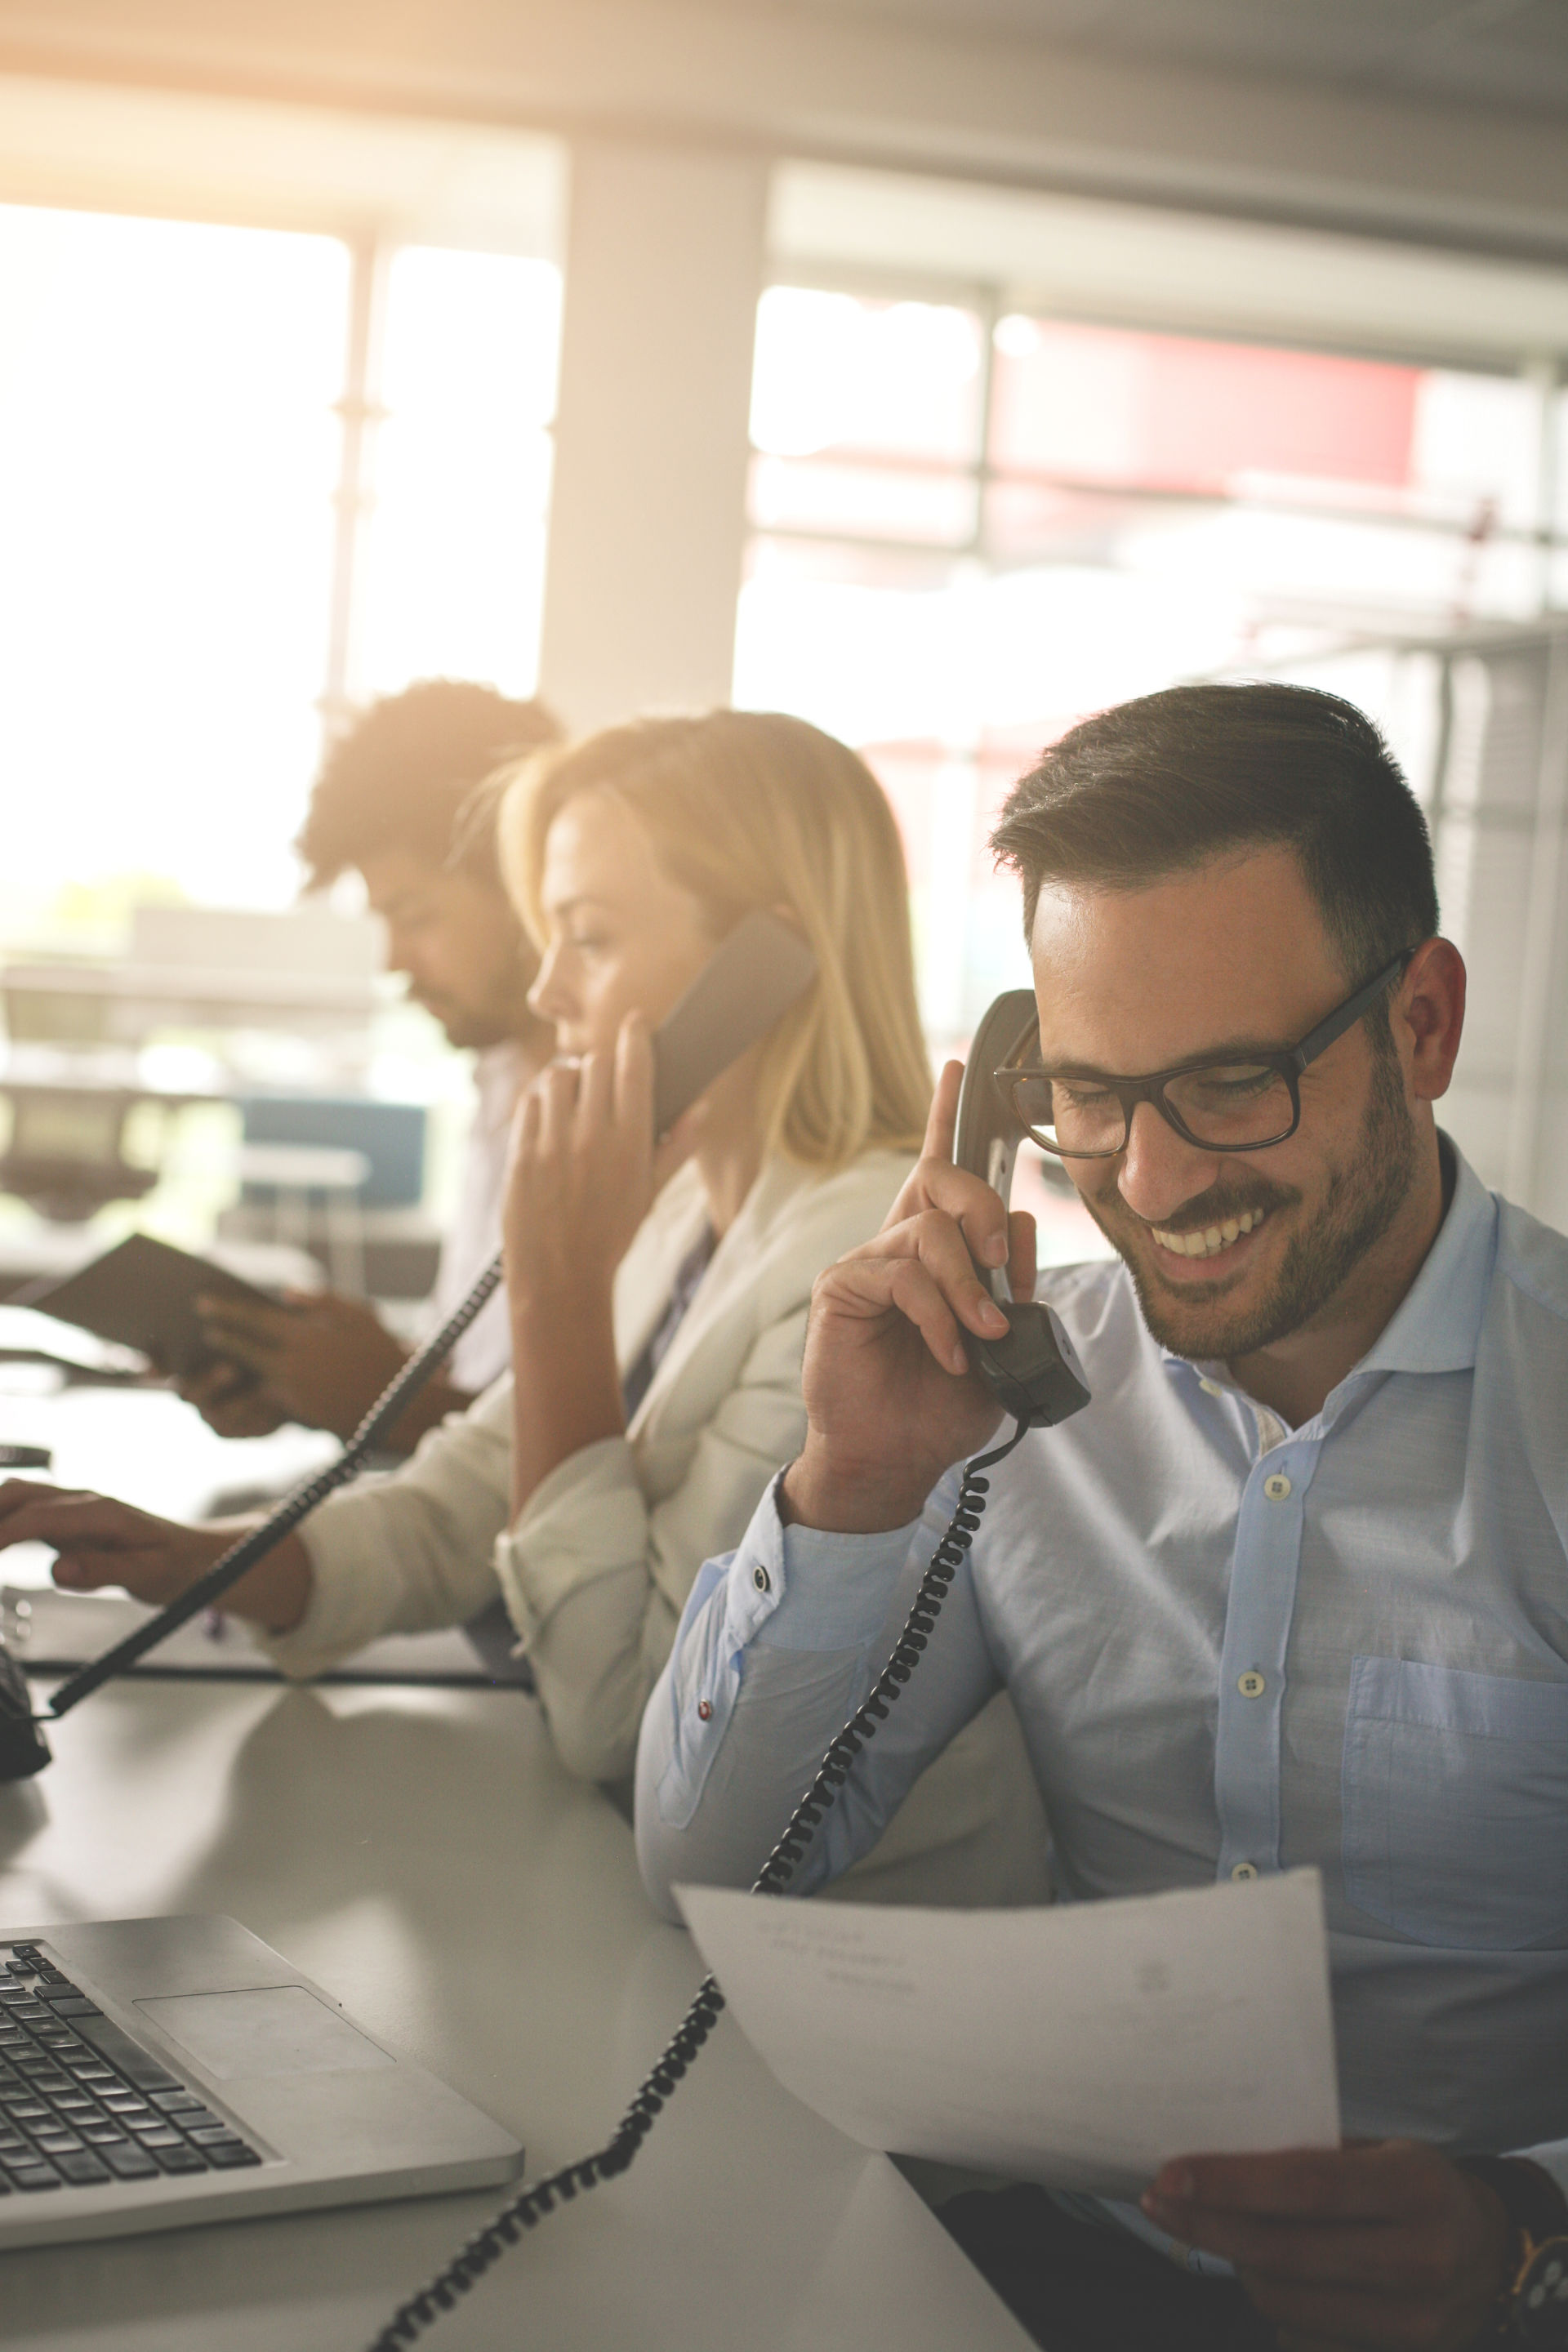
[{"xmin": 0, "ymin": 1914, "xmax": 523, "ymax": 2247}]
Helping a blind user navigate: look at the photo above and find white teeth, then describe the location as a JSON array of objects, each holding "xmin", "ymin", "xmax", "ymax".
[{"xmin": 1151, "ymin": 1206, "xmax": 1268, "ymax": 1260}]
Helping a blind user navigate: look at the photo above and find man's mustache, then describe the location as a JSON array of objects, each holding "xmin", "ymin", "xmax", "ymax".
[{"xmin": 1089, "ymin": 1170, "xmax": 1301, "ymax": 1233}]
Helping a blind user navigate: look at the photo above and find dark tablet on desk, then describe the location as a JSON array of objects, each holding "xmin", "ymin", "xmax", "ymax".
[{"xmin": 24, "ymin": 1234, "xmax": 277, "ymax": 1381}]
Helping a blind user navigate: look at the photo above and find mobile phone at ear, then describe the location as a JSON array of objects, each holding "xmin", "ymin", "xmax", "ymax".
[
  {"xmin": 952, "ymin": 989, "xmax": 1091, "ymax": 1428},
  {"xmin": 652, "ymin": 910, "xmax": 817, "ymax": 1138}
]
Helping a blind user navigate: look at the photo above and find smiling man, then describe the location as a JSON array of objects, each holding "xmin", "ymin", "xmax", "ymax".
[{"xmin": 636, "ymin": 684, "xmax": 1568, "ymax": 2352}]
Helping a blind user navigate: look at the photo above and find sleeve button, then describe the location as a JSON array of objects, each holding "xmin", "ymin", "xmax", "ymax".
[
  {"xmin": 752, "ymin": 1566, "xmax": 770, "ymax": 1593},
  {"xmin": 697, "ymin": 1700, "xmax": 713, "ymax": 1721}
]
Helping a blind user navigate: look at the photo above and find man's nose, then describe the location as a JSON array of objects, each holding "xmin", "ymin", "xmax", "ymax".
[{"xmin": 1116, "ymin": 1100, "xmax": 1224, "ymax": 1225}]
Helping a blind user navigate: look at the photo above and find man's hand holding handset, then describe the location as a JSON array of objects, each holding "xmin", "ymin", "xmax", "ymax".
[{"xmin": 781, "ymin": 1060, "xmax": 1035, "ymax": 1537}]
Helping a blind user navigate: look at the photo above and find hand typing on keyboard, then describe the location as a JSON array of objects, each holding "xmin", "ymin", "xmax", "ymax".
[{"xmin": 0, "ymin": 1944, "xmax": 262, "ymax": 2195}]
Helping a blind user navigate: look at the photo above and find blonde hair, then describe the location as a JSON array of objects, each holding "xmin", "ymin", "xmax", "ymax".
[{"xmin": 497, "ymin": 710, "xmax": 931, "ymax": 1170}]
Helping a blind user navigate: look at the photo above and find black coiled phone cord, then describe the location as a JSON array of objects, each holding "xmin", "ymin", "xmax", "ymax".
[
  {"xmin": 44, "ymin": 1260, "xmax": 506, "ymax": 1719},
  {"xmin": 368, "ymin": 1418, "xmax": 1031, "ymax": 2352}
]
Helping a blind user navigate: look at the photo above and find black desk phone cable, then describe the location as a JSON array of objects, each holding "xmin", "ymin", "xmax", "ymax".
[
  {"xmin": 7, "ymin": 1226, "xmax": 1030, "ymax": 2344},
  {"xmin": 366, "ymin": 1417, "xmax": 1031, "ymax": 2352},
  {"xmin": 39, "ymin": 1257, "xmax": 506, "ymax": 1722}
]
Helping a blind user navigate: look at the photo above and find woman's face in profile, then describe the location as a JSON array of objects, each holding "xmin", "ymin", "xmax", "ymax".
[{"xmin": 527, "ymin": 789, "xmax": 719, "ymax": 1057}]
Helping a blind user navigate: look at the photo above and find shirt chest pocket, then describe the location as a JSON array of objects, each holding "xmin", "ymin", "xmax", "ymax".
[{"xmin": 1342, "ymin": 1656, "xmax": 1568, "ymax": 1950}]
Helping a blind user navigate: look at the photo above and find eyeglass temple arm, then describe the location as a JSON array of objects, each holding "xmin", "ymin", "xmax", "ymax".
[{"xmin": 1285, "ymin": 948, "xmax": 1416, "ymax": 1076}]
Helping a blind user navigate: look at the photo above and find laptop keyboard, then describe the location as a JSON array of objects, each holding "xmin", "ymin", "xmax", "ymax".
[{"xmin": 0, "ymin": 1944, "xmax": 262, "ymax": 2195}]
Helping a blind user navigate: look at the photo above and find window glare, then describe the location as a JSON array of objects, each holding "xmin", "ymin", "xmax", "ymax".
[
  {"xmin": 741, "ymin": 283, "xmax": 1560, "ymax": 1049},
  {"xmin": 751, "ymin": 285, "xmax": 982, "ymax": 463},
  {"xmin": 355, "ymin": 247, "xmax": 561, "ymax": 698},
  {"xmin": 0, "ymin": 206, "xmax": 345, "ymax": 944},
  {"xmin": 0, "ymin": 220, "xmax": 561, "ymax": 953}
]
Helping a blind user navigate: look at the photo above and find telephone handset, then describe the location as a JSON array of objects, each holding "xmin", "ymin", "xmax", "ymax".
[
  {"xmin": 6, "ymin": 909, "xmax": 819, "ymax": 1747},
  {"xmin": 652, "ymin": 909, "xmax": 818, "ymax": 1138},
  {"xmin": 953, "ymin": 988, "xmax": 1091, "ymax": 1428}
]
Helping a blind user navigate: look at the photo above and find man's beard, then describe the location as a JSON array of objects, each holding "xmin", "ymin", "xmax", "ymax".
[
  {"xmin": 1080, "ymin": 1043, "xmax": 1419, "ymax": 1361},
  {"xmin": 410, "ymin": 986, "xmax": 526, "ymax": 1053}
]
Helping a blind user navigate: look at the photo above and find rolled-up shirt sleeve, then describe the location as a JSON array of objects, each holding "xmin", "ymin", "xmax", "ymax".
[{"xmin": 635, "ymin": 1468, "xmax": 1003, "ymax": 1919}]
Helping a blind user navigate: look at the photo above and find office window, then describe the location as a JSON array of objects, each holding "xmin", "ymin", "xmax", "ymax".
[
  {"xmin": 0, "ymin": 207, "xmax": 345, "ymax": 944},
  {"xmin": 0, "ymin": 209, "xmax": 561, "ymax": 955},
  {"xmin": 737, "ymin": 286, "xmax": 1556, "ymax": 1043},
  {"xmin": 354, "ymin": 247, "xmax": 560, "ymax": 699}
]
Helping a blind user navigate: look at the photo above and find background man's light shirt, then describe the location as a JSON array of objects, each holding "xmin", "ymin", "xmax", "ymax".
[{"xmin": 637, "ymin": 1143, "xmax": 1568, "ymax": 2193}]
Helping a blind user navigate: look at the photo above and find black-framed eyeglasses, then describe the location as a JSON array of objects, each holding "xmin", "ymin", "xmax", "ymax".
[{"xmin": 996, "ymin": 948, "xmax": 1418, "ymax": 1160}]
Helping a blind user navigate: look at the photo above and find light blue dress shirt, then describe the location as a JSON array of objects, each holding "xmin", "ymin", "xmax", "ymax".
[{"xmin": 637, "ymin": 1143, "xmax": 1568, "ymax": 2198}]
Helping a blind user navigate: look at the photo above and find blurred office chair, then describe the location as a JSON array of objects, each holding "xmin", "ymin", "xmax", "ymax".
[{"xmin": 0, "ymin": 1086, "xmax": 157, "ymax": 1223}]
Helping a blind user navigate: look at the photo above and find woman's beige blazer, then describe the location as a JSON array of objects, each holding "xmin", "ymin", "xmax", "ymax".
[{"xmin": 261, "ymin": 1150, "xmax": 1050, "ymax": 1906}]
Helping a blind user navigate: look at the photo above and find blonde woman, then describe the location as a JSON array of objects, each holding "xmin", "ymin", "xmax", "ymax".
[{"xmin": 0, "ymin": 713, "xmax": 1048, "ymax": 1904}]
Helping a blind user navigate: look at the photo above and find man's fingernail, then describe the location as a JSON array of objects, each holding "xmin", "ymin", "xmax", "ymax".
[
  {"xmin": 981, "ymin": 1233, "xmax": 1007, "ymax": 1263},
  {"xmin": 982, "ymin": 1301, "xmax": 1009, "ymax": 1332}
]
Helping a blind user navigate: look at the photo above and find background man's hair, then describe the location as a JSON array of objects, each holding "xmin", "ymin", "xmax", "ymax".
[
  {"xmin": 296, "ymin": 679, "xmax": 561, "ymax": 891},
  {"xmin": 991, "ymin": 682, "xmax": 1439, "ymax": 989}
]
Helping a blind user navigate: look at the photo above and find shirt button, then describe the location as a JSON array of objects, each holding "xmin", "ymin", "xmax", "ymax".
[
  {"xmin": 1237, "ymin": 1670, "xmax": 1267, "ymax": 1699},
  {"xmin": 697, "ymin": 1700, "xmax": 713, "ymax": 1722},
  {"xmin": 1231, "ymin": 1861, "xmax": 1258, "ymax": 1882},
  {"xmin": 1263, "ymin": 1472, "xmax": 1292, "ymax": 1502},
  {"xmin": 752, "ymin": 1566, "xmax": 771, "ymax": 1593}
]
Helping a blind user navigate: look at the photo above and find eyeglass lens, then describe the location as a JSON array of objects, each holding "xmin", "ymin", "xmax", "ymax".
[{"xmin": 1012, "ymin": 1062, "xmax": 1297, "ymax": 1156}]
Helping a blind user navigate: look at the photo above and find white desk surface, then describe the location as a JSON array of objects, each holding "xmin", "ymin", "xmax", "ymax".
[{"xmin": 0, "ymin": 1615, "xmax": 1033, "ymax": 2352}]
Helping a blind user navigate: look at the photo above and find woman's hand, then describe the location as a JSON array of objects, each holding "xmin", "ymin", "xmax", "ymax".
[
  {"xmin": 502, "ymin": 1015, "xmax": 697, "ymax": 1512},
  {"xmin": 0, "ymin": 1480, "xmax": 312, "ymax": 1632},
  {"xmin": 503, "ymin": 1015, "xmax": 693, "ymax": 1314}
]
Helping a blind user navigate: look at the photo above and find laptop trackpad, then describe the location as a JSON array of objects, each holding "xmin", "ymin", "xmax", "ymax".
[{"xmin": 137, "ymin": 1987, "xmax": 397, "ymax": 2079}]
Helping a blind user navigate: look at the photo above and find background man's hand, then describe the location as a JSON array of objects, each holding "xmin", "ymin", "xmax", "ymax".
[
  {"xmin": 184, "ymin": 1290, "xmax": 412, "ymax": 1443},
  {"xmin": 1143, "ymin": 2141, "xmax": 1512, "ymax": 2351},
  {"xmin": 782, "ymin": 1060, "xmax": 1037, "ymax": 1535},
  {"xmin": 176, "ymin": 1356, "xmax": 287, "ymax": 1439}
]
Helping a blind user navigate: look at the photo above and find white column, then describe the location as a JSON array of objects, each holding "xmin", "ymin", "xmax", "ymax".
[{"xmin": 539, "ymin": 137, "xmax": 768, "ymax": 733}]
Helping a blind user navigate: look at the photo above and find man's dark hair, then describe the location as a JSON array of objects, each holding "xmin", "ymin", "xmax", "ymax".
[
  {"xmin": 991, "ymin": 683, "xmax": 1439, "ymax": 990},
  {"xmin": 296, "ymin": 679, "xmax": 560, "ymax": 890}
]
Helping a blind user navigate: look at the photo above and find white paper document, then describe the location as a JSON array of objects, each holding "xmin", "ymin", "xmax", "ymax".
[{"xmin": 677, "ymin": 1869, "xmax": 1339, "ymax": 2198}]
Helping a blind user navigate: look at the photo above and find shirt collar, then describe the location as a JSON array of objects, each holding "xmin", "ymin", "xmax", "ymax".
[
  {"xmin": 1159, "ymin": 1131, "xmax": 1498, "ymax": 1393},
  {"xmin": 1351, "ymin": 1134, "xmax": 1496, "ymax": 1379}
]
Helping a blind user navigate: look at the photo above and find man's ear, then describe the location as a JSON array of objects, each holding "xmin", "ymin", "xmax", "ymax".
[{"xmin": 1400, "ymin": 938, "xmax": 1466, "ymax": 1103}]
